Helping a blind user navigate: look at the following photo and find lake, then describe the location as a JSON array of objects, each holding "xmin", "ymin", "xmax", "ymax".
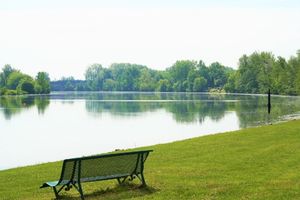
[{"xmin": 1, "ymin": 92, "xmax": 300, "ymax": 170}]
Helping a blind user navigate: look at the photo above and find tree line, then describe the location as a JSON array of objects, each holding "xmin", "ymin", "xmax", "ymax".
[
  {"xmin": 84, "ymin": 61, "xmax": 235, "ymax": 92},
  {"xmin": 52, "ymin": 61, "xmax": 234, "ymax": 92},
  {"xmin": 2, "ymin": 50, "xmax": 300, "ymax": 95},
  {"xmin": 0, "ymin": 65, "xmax": 50, "ymax": 95},
  {"xmin": 52, "ymin": 50, "xmax": 300, "ymax": 95}
]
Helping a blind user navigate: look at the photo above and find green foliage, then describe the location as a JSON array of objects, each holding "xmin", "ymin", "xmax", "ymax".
[
  {"xmin": 138, "ymin": 69, "xmax": 156, "ymax": 91},
  {"xmin": 17, "ymin": 78, "xmax": 35, "ymax": 94},
  {"xmin": 6, "ymin": 71, "xmax": 28, "ymax": 90},
  {"xmin": 103, "ymin": 79, "xmax": 117, "ymax": 91},
  {"xmin": 0, "ymin": 87, "xmax": 6, "ymax": 95},
  {"xmin": 83, "ymin": 60, "xmax": 233, "ymax": 93},
  {"xmin": 156, "ymin": 79, "xmax": 172, "ymax": 92},
  {"xmin": 208, "ymin": 62, "xmax": 228, "ymax": 88},
  {"xmin": 0, "ymin": 65, "xmax": 51, "ymax": 95},
  {"xmin": 168, "ymin": 60, "xmax": 196, "ymax": 83},
  {"xmin": 224, "ymin": 73, "xmax": 237, "ymax": 93},
  {"xmin": 34, "ymin": 83, "xmax": 42, "ymax": 94},
  {"xmin": 193, "ymin": 77, "xmax": 207, "ymax": 92},
  {"xmin": 4, "ymin": 50, "xmax": 300, "ymax": 95},
  {"xmin": 2, "ymin": 89, "xmax": 18, "ymax": 95},
  {"xmin": 111, "ymin": 63, "xmax": 143, "ymax": 91},
  {"xmin": 0, "ymin": 64, "xmax": 14, "ymax": 87},
  {"xmin": 225, "ymin": 50, "xmax": 300, "ymax": 95},
  {"xmin": 0, "ymin": 96, "xmax": 50, "ymax": 119},
  {"xmin": 85, "ymin": 64, "xmax": 105, "ymax": 90},
  {"xmin": 35, "ymin": 72, "xmax": 50, "ymax": 94},
  {"xmin": 51, "ymin": 78, "xmax": 87, "ymax": 91}
]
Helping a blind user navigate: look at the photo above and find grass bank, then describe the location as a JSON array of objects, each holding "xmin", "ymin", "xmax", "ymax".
[{"xmin": 1, "ymin": 120, "xmax": 300, "ymax": 199}]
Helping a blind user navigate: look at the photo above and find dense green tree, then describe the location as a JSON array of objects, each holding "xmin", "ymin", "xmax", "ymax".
[
  {"xmin": 168, "ymin": 60, "xmax": 196, "ymax": 91},
  {"xmin": 208, "ymin": 62, "xmax": 228, "ymax": 88},
  {"xmin": 187, "ymin": 69, "xmax": 199, "ymax": 92},
  {"xmin": 138, "ymin": 69, "xmax": 156, "ymax": 91},
  {"xmin": 0, "ymin": 64, "xmax": 14, "ymax": 87},
  {"xmin": 235, "ymin": 54, "xmax": 260, "ymax": 93},
  {"xmin": 197, "ymin": 60, "xmax": 210, "ymax": 84},
  {"xmin": 270, "ymin": 57, "xmax": 289, "ymax": 94},
  {"xmin": 111, "ymin": 63, "xmax": 143, "ymax": 91},
  {"xmin": 224, "ymin": 73, "xmax": 238, "ymax": 93},
  {"xmin": 223, "ymin": 50, "xmax": 300, "ymax": 95},
  {"xmin": 0, "ymin": 67, "xmax": 49, "ymax": 95},
  {"xmin": 85, "ymin": 64, "xmax": 104, "ymax": 90},
  {"xmin": 288, "ymin": 52, "xmax": 300, "ymax": 95},
  {"xmin": 103, "ymin": 79, "xmax": 116, "ymax": 91},
  {"xmin": 193, "ymin": 77, "xmax": 207, "ymax": 92},
  {"xmin": 17, "ymin": 78, "xmax": 35, "ymax": 94},
  {"xmin": 255, "ymin": 52, "xmax": 276, "ymax": 93},
  {"xmin": 169, "ymin": 60, "xmax": 196, "ymax": 82},
  {"xmin": 6, "ymin": 71, "xmax": 31, "ymax": 90},
  {"xmin": 295, "ymin": 65, "xmax": 300, "ymax": 95},
  {"xmin": 156, "ymin": 79, "xmax": 172, "ymax": 92},
  {"xmin": 35, "ymin": 72, "xmax": 50, "ymax": 94}
]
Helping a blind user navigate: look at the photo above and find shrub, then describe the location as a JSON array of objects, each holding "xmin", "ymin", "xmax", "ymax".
[
  {"xmin": 3, "ymin": 89, "xmax": 18, "ymax": 95},
  {"xmin": 17, "ymin": 79, "xmax": 35, "ymax": 94}
]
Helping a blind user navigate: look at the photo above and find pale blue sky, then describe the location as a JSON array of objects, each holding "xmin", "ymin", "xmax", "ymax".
[
  {"xmin": 1, "ymin": 0, "xmax": 300, "ymax": 9},
  {"xmin": 0, "ymin": 0, "xmax": 299, "ymax": 79}
]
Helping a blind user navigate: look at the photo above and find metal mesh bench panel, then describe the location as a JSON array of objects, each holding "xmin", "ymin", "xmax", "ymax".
[
  {"xmin": 80, "ymin": 174, "xmax": 130, "ymax": 183},
  {"xmin": 135, "ymin": 152, "xmax": 149, "ymax": 174},
  {"xmin": 79, "ymin": 154, "xmax": 139, "ymax": 181},
  {"xmin": 59, "ymin": 160, "xmax": 78, "ymax": 184}
]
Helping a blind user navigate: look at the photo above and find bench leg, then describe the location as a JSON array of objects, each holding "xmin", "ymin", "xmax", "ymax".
[
  {"xmin": 53, "ymin": 187, "xmax": 59, "ymax": 199},
  {"xmin": 141, "ymin": 173, "xmax": 146, "ymax": 186},
  {"xmin": 78, "ymin": 182, "xmax": 85, "ymax": 200},
  {"xmin": 72, "ymin": 182, "xmax": 84, "ymax": 200},
  {"xmin": 117, "ymin": 178, "xmax": 121, "ymax": 184},
  {"xmin": 117, "ymin": 176, "xmax": 128, "ymax": 185},
  {"xmin": 137, "ymin": 173, "xmax": 146, "ymax": 186}
]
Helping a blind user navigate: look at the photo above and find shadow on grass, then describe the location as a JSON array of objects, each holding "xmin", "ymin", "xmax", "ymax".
[{"xmin": 56, "ymin": 183, "xmax": 158, "ymax": 200}]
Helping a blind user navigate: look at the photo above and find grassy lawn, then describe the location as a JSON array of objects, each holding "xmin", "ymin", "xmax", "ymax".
[{"xmin": 1, "ymin": 120, "xmax": 300, "ymax": 199}]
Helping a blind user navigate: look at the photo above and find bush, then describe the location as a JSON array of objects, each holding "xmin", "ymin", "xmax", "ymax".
[
  {"xmin": 17, "ymin": 79, "xmax": 35, "ymax": 94},
  {"xmin": 34, "ymin": 83, "xmax": 42, "ymax": 94},
  {"xmin": 6, "ymin": 71, "xmax": 30, "ymax": 90},
  {"xmin": 3, "ymin": 89, "xmax": 18, "ymax": 95},
  {"xmin": 0, "ymin": 88, "xmax": 5, "ymax": 95}
]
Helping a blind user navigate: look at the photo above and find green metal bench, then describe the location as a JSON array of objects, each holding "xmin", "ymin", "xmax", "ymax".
[{"xmin": 40, "ymin": 150, "xmax": 153, "ymax": 199}]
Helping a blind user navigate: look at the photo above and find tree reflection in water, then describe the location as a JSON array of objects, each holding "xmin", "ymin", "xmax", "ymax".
[
  {"xmin": 0, "ymin": 96, "xmax": 50, "ymax": 120},
  {"xmin": 1, "ymin": 92, "xmax": 300, "ymax": 128}
]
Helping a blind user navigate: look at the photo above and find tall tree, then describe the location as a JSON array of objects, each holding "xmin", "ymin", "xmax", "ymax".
[
  {"xmin": 208, "ymin": 62, "xmax": 228, "ymax": 88},
  {"xmin": 85, "ymin": 64, "xmax": 104, "ymax": 90},
  {"xmin": 168, "ymin": 60, "xmax": 197, "ymax": 92},
  {"xmin": 35, "ymin": 72, "xmax": 50, "ymax": 94},
  {"xmin": 0, "ymin": 64, "xmax": 14, "ymax": 87}
]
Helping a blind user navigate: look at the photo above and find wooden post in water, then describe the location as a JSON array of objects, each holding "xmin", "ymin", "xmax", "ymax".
[{"xmin": 268, "ymin": 89, "xmax": 271, "ymax": 114}]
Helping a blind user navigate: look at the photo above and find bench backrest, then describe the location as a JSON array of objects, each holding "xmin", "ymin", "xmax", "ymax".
[{"xmin": 58, "ymin": 150, "xmax": 152, "ymax": 184}]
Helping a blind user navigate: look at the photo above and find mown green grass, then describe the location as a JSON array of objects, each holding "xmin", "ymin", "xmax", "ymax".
[{"xmin": 1, "ymin": 120, "xmax": 300, "ymax": 200}]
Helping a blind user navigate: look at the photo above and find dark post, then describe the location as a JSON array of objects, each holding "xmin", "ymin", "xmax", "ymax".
[{"xmin": 268, "ymin": 89, "xmax": 271, "ymax": 114}]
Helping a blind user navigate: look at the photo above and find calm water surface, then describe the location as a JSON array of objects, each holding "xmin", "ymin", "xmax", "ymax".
[{"xmin": 1, "ymin": 92, "xmax": 300, "ymax": 170}]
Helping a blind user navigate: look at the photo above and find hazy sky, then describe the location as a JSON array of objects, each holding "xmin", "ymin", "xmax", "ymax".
[{"xmin": 0, "ymin": 0, "xmax": 299, "ymax": 80}]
